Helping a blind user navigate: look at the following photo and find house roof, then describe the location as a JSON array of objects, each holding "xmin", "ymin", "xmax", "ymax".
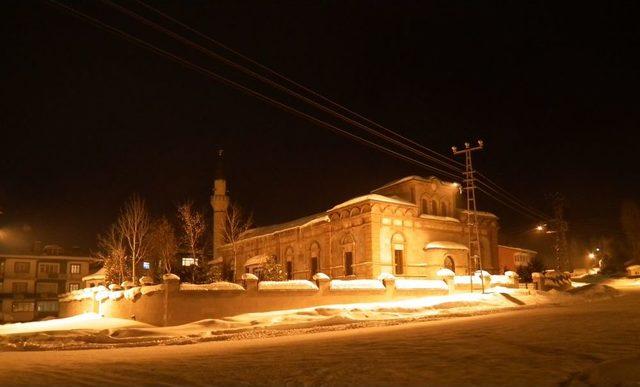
[
  {"xmin": 0, "ymin": 254, "xmax": 95, "ymax": 261},
  {"xmin": 244, "ymin": 254, "xmax": 271, "ymax": 267},
  {"xmin": 371, "ymin": 175, "xmax": 455, "ymax": 192},
  {"xmin": 82, "ymin": 267, "xmax": 106, "ymax": 281},
  {"xmin": 498, "ymin": 245, "xmax": 538, "ymax": 255},
  {"xmin": 329, "ymin": 194, "xmax": 415, "ymax": 211},
  {"xmin": 240, "ymin": 213, "xmax": 329, "ymax": 240}
]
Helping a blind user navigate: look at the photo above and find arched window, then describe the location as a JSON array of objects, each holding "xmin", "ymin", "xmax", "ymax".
[
  {"xmin": 310, "ymin": 242, "xmax": 320, "ymax": 278},
  {"xmin": 421, "ymin": 198, "xmax": 429, "ymax": 215},
  {"xmin": 284, "ymin": 247, "xmax": 294, "ymax": 280},
  {"xmin": 444, "ymin": 256, "xmax": 455, "ymax": 272},
  {"xmin": 392, "ymin": 233, "xmax": 405, "ymax": 275},
  {"xmin": 341, "ymin": 233, "xmax": 355, "ymax": 276},
  {"xmin": 441, "ymin": 202, "xmax": 448, "ymax": 217},
  {"xmin": 431, "ymin": 200, "xmax": 438, "ymax": 215}
]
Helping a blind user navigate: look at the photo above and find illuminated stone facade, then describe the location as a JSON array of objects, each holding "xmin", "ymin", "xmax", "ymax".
[{"xmin": 216, "ymin": 176, "xmax": 499, "ymax": 281}]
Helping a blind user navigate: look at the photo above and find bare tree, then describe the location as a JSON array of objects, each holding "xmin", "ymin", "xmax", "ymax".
[
  {"xmin": 223, "ymin": 202, "xmax": 253, "ymax": 281},
  {"xmin": 97, "ymin": 223, "xmax": 130, "ymax": 284},
  {"xmin": 177, "ymin": 201, "xmax": 206, "ymax": 282},
  {"xmin": 621, "ymin": 200, "xmax": 640, "ymax": 262},
  {"xmin": 118, "ymin": 194, "xmax": 151, "ymax": 284},
  {"xmin": 149, "ymin": 216, "xmax": 178, "ymax": 275}
]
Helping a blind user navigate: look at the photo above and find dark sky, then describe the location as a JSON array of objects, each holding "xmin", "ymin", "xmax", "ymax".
[{"xmin": 1, "ymin": 1, "xmax": 639, "ymax": 253}]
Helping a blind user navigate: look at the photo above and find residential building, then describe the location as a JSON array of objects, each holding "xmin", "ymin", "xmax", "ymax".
[
  {"xmin": 0, "ymin": 253, "xmax": 95, "ymax": 322},
  {"xmin": 497, "ymin": 245, "xmax": 537, "ymax": 273}
]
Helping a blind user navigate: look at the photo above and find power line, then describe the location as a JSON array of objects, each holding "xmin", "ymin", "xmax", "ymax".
[
  {"xmin": 134, "ymin": 0, "xmax": 467, "ymax": 171},
  {"xmin": 46, "ymin": 0, "xmax": 463, "ymax": 182},
  {"xmin": 99, "ymin": 0, "xmax": 465, "ymax": 176},
  {"xmin": 130, "ymin": 0, "xmax": 551, "ymax": 221},
  {"xmin": 49, "ymin": 0, "xmax": 551, "ymax": 222}
]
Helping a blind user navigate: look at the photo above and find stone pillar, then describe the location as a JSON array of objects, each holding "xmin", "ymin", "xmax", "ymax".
[
  {"xmin": 382, "ymin": 276, "xmax": 396, "ymax": 300},
  {"xmin": 532, "ymin": 272, "xmax": 544, "ymax": 291},
  {"xmin": 242, "ymin": 273, "xmax": 259, "ymax": 294},
  {"xmin": 162, "ymin": 274, "xmax": 180, "ymax": 327},
  {"xmin": 505, "ymin": 271, "xmax": 520, "ymax": 288},
  {"xmin": 313, "ymin": 273, "xmax": 331, "ymax": 296},
  {"xmin": 437, "ymin": 268, "xmax": 456, "ymax": 295}
]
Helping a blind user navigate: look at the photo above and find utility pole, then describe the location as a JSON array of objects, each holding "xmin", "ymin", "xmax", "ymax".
[
  {"xmin": 551, "ymin": 193, "xmax": 569, "ymax": 272},
  {"xmin": 452, "ymin": 140, "xmax": 485, "ymax": 293}
]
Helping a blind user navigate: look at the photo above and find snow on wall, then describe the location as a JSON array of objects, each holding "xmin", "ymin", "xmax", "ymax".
[
  {"xmin": 330, "ymin": 279, "xmax": 385, "ymax": 291},
  {"xmin": 454, "ymin": 276, "xmax": 485, "ymax": 285},
  {"xmin": 395, "ymin": 279, "xmax": 448, "ymax": 291},
  {"xmin": 490, "ymin": 275, "xmax": 511, "ymax": 285},
  {"xmin": 180, "ymin": 282, "xmax": 244, "ymax": 291},
  {"xmin": 259, "ymin": 280, "xmax": 319, "ymax": 291}
]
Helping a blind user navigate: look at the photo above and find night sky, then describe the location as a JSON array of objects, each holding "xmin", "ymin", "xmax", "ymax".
[{"xmin": 1, "ymin": 1, "xmax": 639, "ymax": 254}]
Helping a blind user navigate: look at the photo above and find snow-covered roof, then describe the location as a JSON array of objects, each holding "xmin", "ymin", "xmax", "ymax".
[
  {"xmin": 498, "ymin": 245, "xmax": 538, "ymax": 255},
  {"xmin": 82, "ymin": 267, "xmax": 106, "ymax": 281},
  {"xmin": 372, "ymin": 175, "xmax": 455, "ymax": 192},
  {"xmin": 239, "ymin": 213, "xmax": 329, "ymax": 241},
  {"xmin": 459, "ymin": 209, "xmax": 498, "ymax": 219},
  {"xmin": 244, "ymin": 254, "xmax": 271, "ymax": 267},
  {"xmin": 419, "ymin": 214, "xmax": 460, "ymax": 223},
  {"xmin": 425, "ymin": 241, "xmax": 469, "ymax": 250},
  {"xmin": 330, "ymin": 194, "xmax": 415, "ymax": 211}
]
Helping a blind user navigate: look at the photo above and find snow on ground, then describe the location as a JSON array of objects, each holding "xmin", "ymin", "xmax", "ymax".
[
  {"xmin": 0, "ymin": 286, "xmax": 638, "ymax": 386},
  {"xmin": 0, "ymin": 283, "xmax": 620, "ymax": 351}
]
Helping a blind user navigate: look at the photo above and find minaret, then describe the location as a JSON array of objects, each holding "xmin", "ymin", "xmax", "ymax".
[{"xmin": 211, "ymin": 150, "xmax": 229, "ymax": 259}]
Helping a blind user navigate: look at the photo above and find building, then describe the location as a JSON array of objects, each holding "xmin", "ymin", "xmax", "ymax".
[
  {"xmin": 497, "ymin": 245, "xmax": 537, "ymax": 273},
  {"xmin": 0, "ymin": 252, "xmax": 95, "ymax": 322},
  {"xmin": 212, "ymin": 172, "xmax": 500, "ymax": 281}
]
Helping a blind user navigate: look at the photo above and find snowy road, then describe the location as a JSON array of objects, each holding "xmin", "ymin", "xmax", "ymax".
[{"xmin": 1, "ymin": 289, "xmax": 639, "ymax": 386}]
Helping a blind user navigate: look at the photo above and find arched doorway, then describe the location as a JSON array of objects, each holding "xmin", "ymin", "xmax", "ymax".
[{"xmin": 444, "ymin": 256, "xmax": 455, "ymax": 272}]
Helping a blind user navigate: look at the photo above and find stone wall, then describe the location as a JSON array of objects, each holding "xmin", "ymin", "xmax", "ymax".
[{"xmin": 59, "ymin": 272, "xmax": 520, "ymax": 327}]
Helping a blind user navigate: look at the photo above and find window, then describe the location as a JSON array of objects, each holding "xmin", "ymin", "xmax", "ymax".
[
  {"xmin": 394, "ymin": 250, "xmax": 404, "ymax": 275},
  {"xmin": 0, "ymin": 260, "xmax": 4, "ymax": 274},
  {"xmin": 36, "ymin": 282, "xmax": 58, "ymax": 294},
  {"xmin": 310, "ymin": 257, "xmax": 318, "ymax": 277},
  {"xmin": 441, "ymin": 202, "xmax": 448, "ymax": 217},
  {"xmin": 391, "ymin": 233, "xmax": 405, "ymax": 275},
  {"xmin": 344, "ymin": 252, "xmax": 354, "ymax": 276},
  {"xmin": 431, "ymin": 200, "xmax": 438, "ymax": 215},
  {"xmin": 444, "ymin": 256, "xmax": 455, "ymax": 272},
  {"xmin": 36, "ymin": 300, "xmax": 59, "ymax": 313},
  {"xmin": 39, "ymin": 263, "xmax": 60, "ymax": 274},
  {"xmin": 12, "ymin": 301, "xmax": 34, "ymax": 312},
  {"xmin": 14, "ymin": 261, "xmax": 30, "ymax": 273},
  {"xmin": 68, "ymin": 283, "xmax": 80, "ymax": 292},
  {"xmin": 181, "ymin": 257, "xmax": 198, "ymax": 267},
  {"xmin": 421, "ymin": 198, "xmax": 429, "ymax": 215},
  {"xmin": 286, "ymin": 261, "xmax": 292, "ymax": 280},
  {"xmin": 12, "ymin": 282, "xmax": 28, "ymax": 293},
  {"xmin": 143, "ymin": 261, "xmax": 150, "ymax": 270},
  {"xmin": 69, "ymin": 264, "xmax": 81, "ymax": 274}
]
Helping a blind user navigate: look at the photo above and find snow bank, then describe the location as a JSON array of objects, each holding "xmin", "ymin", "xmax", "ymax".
[
  {"xmin": 330, "ymin": 279, "xmax": 385, "ymax": 290},
  {"xmin": 259, "ymin": 280, "xmax": 319, "ymax": 291},
  {"xmin": 395, "ymin": 279, "xmax": 448, "ymax": 291},
  {"xmin": 180, "ymin": 282, "xmax": 244, "ymax": 291},
  {"xmin": 0, "ymin": 313, "xmax": 150, "ymax": 336}
]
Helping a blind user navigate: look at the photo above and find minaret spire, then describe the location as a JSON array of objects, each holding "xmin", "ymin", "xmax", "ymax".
[{"xmin": 211, "ymin": 149, "xmax": 229, "ymax": 260}]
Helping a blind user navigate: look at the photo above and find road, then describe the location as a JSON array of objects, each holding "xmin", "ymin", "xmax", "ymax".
[{"xmin": 1, "ymin": 290, "xmax": 638, "ymax": 386}]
